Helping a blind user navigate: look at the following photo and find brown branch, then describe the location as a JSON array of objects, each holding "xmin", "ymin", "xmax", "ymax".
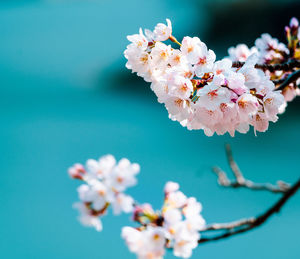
[
  {"xmin": 272, "ymin": 77, "xmax": 285, "ymax": 85},
  {"xmin": 212, "ymin": 166, "xmax": 289, "ymax": 193},
  {"xmin": 212, "ymin": 144, "xmax": 290, "ymax": 193},
  {"xmin": 202, "ymin": 217, "xmax": 256, "ymax": 231},
  {"xmin": 225, "ymin": 143, "xmax": 244, "ymax": 184},
  {"xmin": 275, "ymin": 69, "xmax": 300, "ymax": 91},
  {"xmin": 199, "ymin": 145, "xmax": 299, "ymax": 244},
  {"xmin": 233, "ymin": 59, "xmax": 300, "ymax": 91},
  {"xmin": 232, "ymin": 59, "xmax": 300, "ymax": 72},
  {"xmin": 199, "ymin": 177, "xmax": 300, "ymax": 244}
]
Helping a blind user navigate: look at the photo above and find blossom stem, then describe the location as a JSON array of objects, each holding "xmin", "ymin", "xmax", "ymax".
[{"xmin": 169, "ymin": 35, "xmax": 182, "ymax": 46}]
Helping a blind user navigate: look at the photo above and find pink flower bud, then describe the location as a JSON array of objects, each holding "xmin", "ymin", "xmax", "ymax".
[
  {"xmin": 290, "ymin": 17, "xmax": 299, "ymax": 29},
  {"xmin": 68, "ymin": 163, "xmax": 85, "ymax": 179}
]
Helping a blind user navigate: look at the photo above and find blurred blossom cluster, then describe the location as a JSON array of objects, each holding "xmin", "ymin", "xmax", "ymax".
[
  {"xmin": 69, "ymin": 157, "xmax": 205, "ymax": 258},
  {"xmin": 124, "ymin": 18, "xmax": 300, "ymax": 136},
  {"xmin": 68, "ymin": 155, "xmax": 140, "ymax": 231},
  {"xmin": 122, "ymin": 181, "xmax": 205, "ymax": 259}
]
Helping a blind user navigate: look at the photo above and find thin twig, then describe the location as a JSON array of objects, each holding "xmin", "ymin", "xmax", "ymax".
[
  {"xmin": 212, "ymin": 166, "xmax": 289, "ymax": 193},
  {"xmin": 212, "ymin": 144, "xmax": 290, "ymax": 193},
  {"xmin": 225, "ymin": 144, "xmax": 244, "ymax": 184},
  {"xmin": 272, "ymin": 77, "xmax": 285, "ymax": 85},
  {"xmin": 200, "ymin": 145, "xmax": 299, "ymax": 244},
  {"xmin": 275, "ymin": 69, "xmax": 300, "ymax": 91},
  {"xmin": 202, "ymin": 218, "xmax": 256, "ymax": 231},
  {"xmin": 232, "ymin": 59, "xmax": 300, "ymax": 72},
  {"xmin": 199, "ymin": 177, "xmax": 300, "ymax": 244}
]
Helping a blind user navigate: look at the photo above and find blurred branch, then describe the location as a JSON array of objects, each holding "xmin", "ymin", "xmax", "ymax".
[
  {"xmin": 275, "ymin": 69, "xmax": 300, "ymax": 91},
  {"xmin": 212, "ymin": 144, "xmax": 290, "ymax": 193},
  {"xmin": 198, "ymin": 144, "xmax": 300, "ymax": 244},
  {"xmin": 199, "ymin": 177, "xmax": 300, "ymax": 243}
]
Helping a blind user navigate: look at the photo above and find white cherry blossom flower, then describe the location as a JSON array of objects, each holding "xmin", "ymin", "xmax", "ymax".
[
  {"xmin": 168, "ymin": 76, "xmax": 193, "ymax": 99},
  {"xmin": 180, "ymin": 36, "xmax": 202, "ymax": 64},
  {"xmin": 127, "ymin": 28, "xmax": 148, "ymax": 51},
  {"xmin": 255, "ymin": 33, "xmax": 288, "ymax": 54},
  {"xmin": 226, "ymin": 71, "xmax": 247, "ymax": 95},
  {"xmin": 107, "ymin": 158, "xmax": 140, "ymax": 192},
  {"xmin": 73, "ymin": 203, "xmax": 103, "ymax": 232},
  {"xmin": 164, "ymin": 97, "xmax": 191, "ymax": 122},
  {"xmin": 169, "ymin": 49, "xmax": 188, "ymax": 67},
  {"xmin": 237, "ymin": 93, "xmax": 259, "ymax": 118},
  {"xmin": 173, "ymin": 224, "xmax": 200, "ymax": 259},
  {"xmin": 150, "ymin": 81, "xmax": 169, "ymax": 103},
  {"xmin": 252, "ymin": 113, "xmax": 269, "ymax": 134},
  {"xmin": 194, "ymin": 48, "xmax": 216, "ymax": 76},
  {"xmin": 70, "ymin": 155, "xmax": 140, "ymax": 232},
  {"xmin": 197, "ymin": 84, "xmax": 231, "ymax": 110},
  {"xmin": 121, "ymin": 227, "xmax": 144, "ymax": 254},
  {"xmin": 86, "ymin": 154, "xmax": 116, "ymax": 179},
  {"xmin": 181, "ymin": 37, "xmax": 216, "ymax": 75},
  {"xmin": 153, "ymin": 18, "xmax": 172, "ymax": 41},
  {"xmin": 228, "ymin": 44, "xmax": 258, "ymax": 62},
  {"xmin": 77, "ymin": 183, "xmax": 107, "ymax": 210},
  {"xmin": 164, "ymin": 181, "xmax": 179, "ymax": 194},
  {"xmin": 151, "ymin": 42, "xmax": 172, "ymax": 68},
  {"xmin": 166, "ymin": 190, "xmax": 187, "ymax": 209},
  {"xmin": 263, "ymin": 91, "xmax": 284, "ymax": 121},
  {"xmin": 183, "ymin": 197, "xmax": 203, "ymax": 218},
  {"xmin": 122, "ymin": 226, "xmax": 165, "ymax": 259},
  {"xmin": 125, "ymin": 50, "xmax": 153, "ymax": 82},
  {"xmin": 255, "ymin": 33, "xmax": 289, "ymax": 62},
  {"xmin": 111, "ymin": 193, "xmax": 134, "ymax": 215},
  {"xmin": 193, "ymin": 107, "xmax": 223, "ymax": 128},
  {"xmin": 212, "ymin": 58, "xmax": 232, "ymax": 85},
  {"xmin": 164, "ymin": 208, "xmax": 182, "ymax": 225}
]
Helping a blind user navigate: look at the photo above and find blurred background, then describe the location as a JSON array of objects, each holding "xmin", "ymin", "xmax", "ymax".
[{"xmin": 0, "ymin": 0, "xmax": 299, "ymax": 258}]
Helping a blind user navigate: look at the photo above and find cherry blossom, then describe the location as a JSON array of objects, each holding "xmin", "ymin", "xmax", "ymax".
[
  {"xmin": 122, "ymin": 226, "xmax": 166, "ymax": 259},
  {"xmin": 73, "ymin": 203, "xmax": 103, "ymax": 232},
  {"xmin": 228, "ymin": 44, "xmax": 258, "ymax": 62},
  {"xmin": 124, "ymin": 18, "xmax": 299, "ymax": 136},
  {"xmin": 153, "ymin": 19, "xmax": 172, "ymax": 42},
  {"xmin": 122, "ymin": 181, "xmax": 205, "ymax": 259},
  {"xmin": 68, "ymin": 155, "xmax": 140, "ymax": 231},
  {"xmin": 255, "ymin": 33, "xmax": 289, "ymax": 63}
]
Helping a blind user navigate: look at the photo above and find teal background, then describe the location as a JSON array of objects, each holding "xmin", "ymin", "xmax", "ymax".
[{"xmin": 0, "ymin": 0, "xmax": 299, "ymax": 258}]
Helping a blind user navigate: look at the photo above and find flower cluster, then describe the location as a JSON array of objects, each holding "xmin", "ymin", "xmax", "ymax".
[
  {"xmin": 228, "ymin": 17, "xmax": 300, "ymax": 104},
  {"xmin": 124, "ymin": 18, "xmax": 300, "ymax": 136},
  {"xmin": 122, "ymin": 181, "xmax": 205, "ymax": 259},
  {"xmin": 68, "ymin": 155, "xmax": 140, "ymax": 231},
  {"xmin": 68, "ymin": 157, "xmax": 205, "ymax": 258},
  {"xmin": 229, "ymin": 34, "xmax": 289, "ymax": 64}
]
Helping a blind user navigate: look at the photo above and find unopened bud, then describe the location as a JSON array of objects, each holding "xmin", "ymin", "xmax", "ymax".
[{"xmin": 290, "ymin": 17, "xmax": 299, "ymax": 29}]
